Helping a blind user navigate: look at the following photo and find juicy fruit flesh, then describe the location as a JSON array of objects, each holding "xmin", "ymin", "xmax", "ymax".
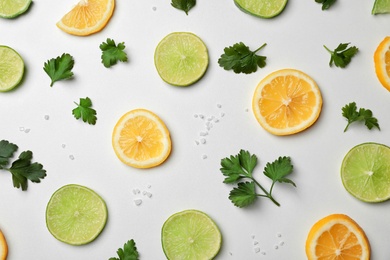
[
  {"xmin": 162, "ymin": 210, "xmax": 222, "ymax": 259},
  {"xmin": 46, "ymin": 185, "xmax": 107, "ymax": 245},
  {"xmin": 385, "ymin": 47, "xmax": 390, "ymax": 78},
  {"xmin": 0, "ymin": 0, "xmax": 31, "ymax": 18},
  {"xmin": 374, "ymin": 37, "xmax": 390, "ymax": 91},
  {"xmin": 155, "ymin": 33, "xmax": 208, "ymax": 86},
  {"xmin": 372, "ymin": 0, "xmax": 390, "ymax": 14},
  {"xmin": 341, "ymin": 143, "xmax": 390, "ymax": 202},
  {"xmin": 235, "ymin": 0, "xmax": 287, "ymax": 18},
  {"xmin": 61, "ymin": 0, "xmax": 107, "ymax": 29},
  {"xmin": 0, "ymin": 46, "xmax": 24, "ymax": 91}
]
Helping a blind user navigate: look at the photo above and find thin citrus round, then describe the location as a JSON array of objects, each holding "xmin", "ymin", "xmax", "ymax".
[
  {"xmin": 252, "ymin": 68, "xmax": 322, "ymax": 135},
  {"xmin": 162, "ymin": 209, "xmax": 222, "ymax": 260},
  {"xmin": 234, "ymin": 0, "xmax": 288, "ymax": 18},
  {"xmin": 56, "ymin": 0, "xmax": 115, "ymax": 36},
  {"xmin": 154, "ymin": 32, "xmax": 209, "ymax": 87},
  {"xmin": 374, "ymin": 36, "xmax": 390, "ymax": 91},
  {"xmin": 46, "ymin": 184, "xmax": 108, "ymax": 245},
  {"xmin": 0, "ymin": 0, "xmax": 31, "ymax": 19},
  {"xmin": 0, "ymin": 46, "xmax": 24, "ymax": 92},
  {"xmin": 112, "ymin": 108, "xmax": 171, "ymax": 169},
  {"xmin": 341, "ymin": 142, "xmax": 390, "ymax": 203},
  {"xmin": 372, "ymin": 0, "xmax": 390, "ymax": 14},
  {"xmin": 306, "ymin": 214, "xmax": 370, "ymax": 260},
  {"xmin": 0, "ymin": 229, "xmax": 8, "ymax": 260}
]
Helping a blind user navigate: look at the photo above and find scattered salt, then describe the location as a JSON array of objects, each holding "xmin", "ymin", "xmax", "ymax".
[
  {"xmin": 217, "ymin": 104, "xmax": 222, "ymax": 108},
  {"xmin": 61, "ymin": 144, "xmax": 66, "ymax": 148},
  {"xmin": 200, "ymin": 138, "xmax": 206, "ymax": 144},
  {"xmin": 24, "ymin": 129, "xmax": 30, "ymax": 133},
  {"xmin": 44, "ymin": 115, "xmax": 50, "ymax": 120},
  {"xmin": 134, "ymin": 199, "xmax": 142, "ymax": 206},
  {"xmin": 254, "ymin": 247, "xmax": 260, "ymax": 253},
  {"xmin": 69, "ymin": 155, "xmax": 75, "ymax": 160},
  {"xmin": 202, "ymin": 154, "xmax": 207, "ymax": 159},
  {"xmin": 19, "ymin": 127, "xmax": 24, "ymax": 131}
]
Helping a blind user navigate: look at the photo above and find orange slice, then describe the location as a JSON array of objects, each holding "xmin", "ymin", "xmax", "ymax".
[
  {"xmin": 306, "ymin": 214, "xmax": 370, "ymax": 260},
  {"xmin": 112, "ymin": 109, "xmax": 172, "ymax": 169},
  {"xmin": 0, "ymin": 229, "xmax": 8, "ymax": 260},
  {"xmin": 374, "ymin": 36, "xmax": 390, "ymax": 91},
  {"xmin": 56, "ymin": 0, "xmax": 115, "ymax": 36},
  {"xmin": 252, "ymin": 68, "xmax": 323, "ymax": 135}
]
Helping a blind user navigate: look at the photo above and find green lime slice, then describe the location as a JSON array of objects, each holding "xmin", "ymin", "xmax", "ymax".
[
  {"xmin": 0, "ymin": 0, "xmax": 32, "ymax": 19},
  {"xmin": 46, "ymin": 184, "xmax": 108, "ymax": 245},
  {"xmin": 234, "ymin": 0, "xmax": 288, "ymax": 18},
  {"xmin": 341, "ymin": 142, "xmax": 390, "ymax": 203},
  {"xmin": 0, "ymin": 46, "xmax": 24, "ymax": 92},
  {"xmin": 154, "ymin": 32, "xmax": 209, "ymax": 87},
  {"xmin": 161, "ymin": 209, "xmax": 222, "ymax": 260},
  {"xmin": 372, "ymin": 0, "xmax": 390, "ymax": 14}
]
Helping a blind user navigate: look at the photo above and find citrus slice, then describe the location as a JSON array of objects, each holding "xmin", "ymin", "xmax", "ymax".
[
  {"xmin": 0, "ymin": 229, "xmax": 8, "ymax": 260},
  {"xmin": 0, "ymin": 46, "xmax": 24, "ymax": 92},
  {"xmin": 306, "ymin": 214, "xmax": 370, "ymax": 260},
  {"xmin": 154, "ymin": 32, "xmax": 209, "ymax": 87},
  {"xmin": 372, "ymin": 0, "xmax": 390, "ymax": 14},
  {"xmin": 374, "ymin": 36, "xmax": 390, "ymax": 91},
  {"xmin": 112, "ymin": 108, "xmax": 171, "ymax": 169},
  {"xmin": 161, "ymin": 209, "xmax": 222, "ymax": 260},
  {"xmin": 56, "ymin": 0, "xmax": 115, "ymax": 36},
  {"xmin": 0, "ymin": 0, "xmax": 32, "ymax": 19},
  {"xmin": 341, "ymin": 142, "xmax": 390, "ymax": 203},
  {"xmin": 234, "ymin": 0, "xmax": 288, "ymax": 18},
  {"xmin": 252, "ymin": 68, "xmax": 323, "ymax": 135},
  {"xmin": 46, "ymin": 184, "xmax": 108, "ymax": 245}
]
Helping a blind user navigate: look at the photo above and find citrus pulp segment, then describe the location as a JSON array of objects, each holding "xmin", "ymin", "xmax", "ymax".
[
  {"xmin": 306, "ymin": 214, "xmax": 370, "ymax": 260},
  {"xmin": 46, "ymin": 184, "xmax": 108, "ymax": 245},
  {"xmin": 341, "ymin": 142, "xmax": 390, "ymax": 203},
  {"xmin": 0, "ymin": 0, "xmax": 32, "ymax": 19},
  {"xmin": 252, "ymin": 69, "xmax": 323, "ymax": 135},
  {"xmin": 234, "ymin": 0, "xmax": 288, "ymax": 18},
  {"xmin": 56, "ymin": 0, "xmax": 115, "ymax": 36},
  {"xmin": 161, "ymin": 210, "xmax": 222, "ymax": 260},
  {"xmin": 112, "ymin": 109, "xmax": 171, "ymax": 169},
  {"xmin": 372, "ymin": 0, "xmax": 390, "ymax": 14},
  {"xmin": 374, "ymin": 36, "xmax": 390, "ymax": 91},
  {"xmin": 0, "ymin": 46, "xmax": 24, "ymax": 92},
  {"xmin": 0, "ymin": 230, "xmax": 8, "ymax": 260},
  {"xmin": 154, "ymin": 32, "xmax": 209, "ymax": 87}
]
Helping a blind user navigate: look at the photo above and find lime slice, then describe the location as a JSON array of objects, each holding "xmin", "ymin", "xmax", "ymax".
[
  {"xmin": 0, "ymin": 46, "xmax": 24, "ymax": 92},
  {"xmin": 154, "ymin": 32, "xmax": 209, "ymax": 87},
  {"xmin": 0, "ymin": 0, "xmax": 32, "ymax": 19},
  {"xmin": 372, "ymin": 0, "xmax": 390, "ymax": 14},
  {"xmin": 161, "ymin": 209, "xmax": 222, "ymax": 259},
  {"xmin": 341, "ymin": 142, "xmax": 390, "ymax": 203},
  {"xmin": 46, "ymin": 184, "xmax": 108, "ymax": 245},
  {"xmin": 234, "ymin": 0, "xmax": 288, "ymax": 18}
]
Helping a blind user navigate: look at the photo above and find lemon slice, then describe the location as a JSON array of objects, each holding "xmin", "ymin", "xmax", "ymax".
[
  {"xmin": 162, "ymin": 210, "xmax": 222, "ymax": 259},
  {"xmin": 154, "ymin": 32, "xmax": 209, "ymax": 87},
  {"xmin": 0, "ymin": 46, "xmax": 25, "ymax": 92},
  {"xmin": 0, "ymin": 229, "xmax": 8, "ymax": 260},
  {"xmin": 374, "ymin": 36, "xmax": 390, "ymax": 91},
  {"xmin": 46, "ymin": 184, "xmax": 108, "ymax": 245},
  {"xmin": 0, "ymin": 0, "xmax": 32, "ymax": 19},
  {"xmin": 234, "ymin": 0, "xmax": 288, "ymax": 18}
]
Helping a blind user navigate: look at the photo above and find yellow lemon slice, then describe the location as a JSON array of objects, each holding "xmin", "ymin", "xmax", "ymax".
[
  {"xmin": 374, "ymin": 36, "xmax": 390, "ymax": 91},
  {"xmin": 0, "ymin": 229, "xmax": 8, "ymax": 260}
]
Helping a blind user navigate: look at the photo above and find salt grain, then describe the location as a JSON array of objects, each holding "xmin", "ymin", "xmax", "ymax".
[
  {"xmin": 200, "ymin": 138, "xmax": 206, "ymax": 144},
  {"xmin": 24, "ymin": 129, "xmax": 30, "ymax": 133},
  {"xmin": 69, "ymin": 155, "xmax": 75, "ymax": 160},
  {"xmin": 202, "ymin": 154, "xmax": 207, "ymax": 159},
  {"xmin": 44, "ymin": 115, "xmax": 50, "ymax": 120},
  {"xmin": 134, "ymin": 199, "xmax": 142, "ymax": 206},
  {"xmin": 254, "ymin": 247, "xmax": 260, "ymax": 253}
]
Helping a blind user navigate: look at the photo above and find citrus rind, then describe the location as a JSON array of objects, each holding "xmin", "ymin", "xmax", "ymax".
[
  {"xmin": 0, "ymin": 229, "xmax": 8, "ymax": 260},
  {"xmin": 374, "ymin": 36, "xmax": 390, "ymax": 91},
  {"xmin": 0, "ymin": 0, "xmax": 32, "ymax": 19},
  {"xmin": 234, "ymin": 0, "xmax": 288, "ymax": 19}
]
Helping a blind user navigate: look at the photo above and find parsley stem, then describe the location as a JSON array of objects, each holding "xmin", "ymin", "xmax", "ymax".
[
  {"xmin": 251, "ymin": 177, "xmax": 280, "ymax": 207},
  {"xmin": 323, "ymin": 45, "xmax": 332, "ymax": 54},
  {"xmin": 254, "ymin": 43, "xmax": 267, "ymax": 53}
]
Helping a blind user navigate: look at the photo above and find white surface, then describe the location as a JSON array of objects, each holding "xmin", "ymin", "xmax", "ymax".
[{"xmin": 1, "ymin": 0, "xmax": 390, "ymax": 259}]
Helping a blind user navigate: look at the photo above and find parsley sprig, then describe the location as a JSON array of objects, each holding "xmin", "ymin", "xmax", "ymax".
[
  {"xmin": 220, "ymin": 150, "xmax": 295, "ymax": 208},
  {"xmin": 218, "ymin": 42, "xmax": 267, "ymax": 74},
  {"xmin": 100, "ymin": 38, "xmax": 128, "ymax": 68},
  {"xmin": 43, "ymin": 53, "xmax": 74, "ymax": 87},
  {"xmin": 109, "ymin": 239, "xmax": 139, "ymax": 260},
  {"xmin": 72, "ymin": 97, "xmax": 97, "ymax": 125},
  {"xmin": 0, "ymin": 140, "xmax": 46, "ymax": 191},
  {"xmin": 324, "ymin": 43, "xmax": 358, "ymax": 68},
  {"xmin": 315, "ymin": 0, "xmax": 336, "ymax": 10},
  {"xmin": 171, "ymin": 0, "xmax": 196, "ymax": 15},
  {"xmin": 342, "ymin": 102, "xmax": 380, "ymax": 132}
]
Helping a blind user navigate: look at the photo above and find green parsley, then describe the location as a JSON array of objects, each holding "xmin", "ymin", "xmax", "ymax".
[
  {"xmin": 171, "ymin": 0, "xmax": 196, "ymax": 15},
  {"xmin": 315, "ymin": 0, "xmax": 336, "ymax": 10},
  {"xmin": 0, "ymin": 140, "xmax": 46, "ymax": 191},
  {"xmin": 100, "ymin": 38, "xmax": 128, "ymax": 68},
  {"xmin": 218, "ymin": 42, "xmax": 267, "ymax": 74},
  {"xmin": 72, "ymin": 97, "xmax": 97, "ymax": 125},
  {"xmin": 109, "ymin": 239, "xmax": 139, "ymax": 260},
  {"xmin": 43, "ymin": 53, "xmax": 74, "ymax": 87},
  {"xmin": 342, "ymin": 102, "xmax": 380, "ymax": 132},
  {"xmin": 220, "ymin": 150, "xmax": 295, "ymax": 208},
  {"xmin": 324, "ymin": 43, "xmax": 358, "ymax": 68}
]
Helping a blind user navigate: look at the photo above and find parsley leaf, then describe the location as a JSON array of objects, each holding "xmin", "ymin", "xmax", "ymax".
[
  {"xmin": 324, "ymin": 43, "xmax": 358, "ymax": 68},
  {"xmin": 171, "ymin": 0, "xmax": 196, "ymax": 15},
  {"xmin": 72, "ymin": 97, "xmax": 97, "ymax": 125},
  {"xmin": 315, "ymin": 0, "xmax": 336, "ymax": 10},
  {"xmin": 0, "ymin": 140, "xmax": 46, "ymax": 191},
  {"xmin": 43, "ymin": 53, "xmax": 74, "ymax": 86},
  {"xmin": 342, "ymin": 102, "xmax": 380, "ymax": 132},
  {"xmin": 218, "ymin": 42, "xmax": 267, "ymax": 74},
  {"xmin": 100, "ymin": 38, "xmax": 128, "ymax": 68},
  {"xmin": 109, "ymin": 239, "xmax": 139, "ymax": 260},
  {"xmin": 220, "ymin": 150, "xmax": 295, "ymax": 208}
]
